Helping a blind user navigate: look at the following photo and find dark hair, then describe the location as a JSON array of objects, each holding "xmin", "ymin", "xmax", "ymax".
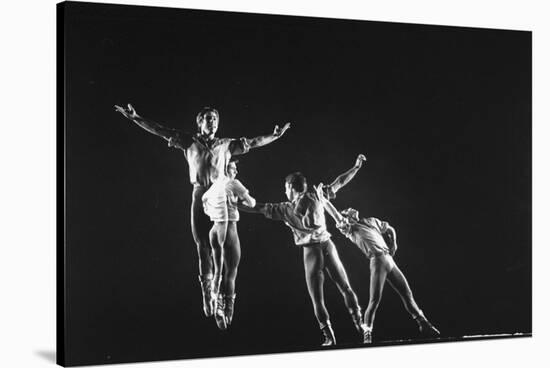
[
  {"xmin": 196, "ymin": 107, "xmax": 219, "ymax": 129},
  {"xmin": 285, "ymin": 172, "xmax": 307, "ymax": 193}
]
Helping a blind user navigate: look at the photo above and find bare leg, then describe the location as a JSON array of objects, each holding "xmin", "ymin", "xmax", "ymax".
[
  {"xmin": 364, "ymin": 255, "xmax": 392, "ymax": 330},
  {"xmin": 221, "ymin": 222, "xmax": 241, "ymax": 296},
  {"xmin": 191, "ymin": 187, "xmax": 214, "ymax": 276},
  {"xmin": 386, "ymin": 262, "xmax": 440, "ymax": 336},
  {"xmin": 209, "ymin": 221, "xmax": 228, "ymax": 330},
  {"xmin": 221, "ymin": 222, "xmax": 240, "ymax": 325},
  {"xmin": 303, "ymin": 244, "xmax": 336, "ymax": 345},
  {"xmin": 303, "ymin": 245, "xmax": 330, "ymax": 328},
  {"xmin": 386, "ymin": 263, "xmax": 422, "ymax": 319},
  {"xmin": 191, "ymin": 186, "xmax": 214, "ymax": 316},
  {"xmin": 323, "ymin": 240, "xmax": 363, "ymax": 333},
  {"xmin": 209, "ymin": 221, "xmax": 228, "ymax": 296}
]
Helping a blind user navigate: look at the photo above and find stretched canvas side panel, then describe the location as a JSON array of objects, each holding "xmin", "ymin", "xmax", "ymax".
[{"xmin": 57, "ymin": 1, "xmax": 67, "ymax": 366}]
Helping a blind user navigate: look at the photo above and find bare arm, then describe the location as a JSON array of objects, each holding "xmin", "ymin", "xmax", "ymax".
[
  {"xmin": 326, "ymin": 154, "xmax": 366, "ymax": 195},
  {"xmin": 115, "ymin": 103, "xmax": 187, "ymax": 143},
  {"xmin": 323, "ymin": 199, "xmax": 345, "ymax": 224},
  {"xmin": 313, "ymin": 184, "xmax": 344, "ymax": 224},
  {"xmin": 246, "ymin": 123, "xmax": 291, "ymax": 149}
]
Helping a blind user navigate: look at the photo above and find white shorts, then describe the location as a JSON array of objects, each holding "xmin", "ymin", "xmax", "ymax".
[
  {"xmin": 202, "ymin": 177, "xmax": 242, "ymax": 222},
  {"xmin": 202, "ymin": 178, "xmax": 229, "ymax": 222}
]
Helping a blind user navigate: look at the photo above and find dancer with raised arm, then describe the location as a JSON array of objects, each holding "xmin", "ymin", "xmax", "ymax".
[
  {"xmin": 237, "ymin": 172, "xmax": 365, "ymax": 346},
  {"xmin": 314, "ymin": 182, "xmax": 440, "ymax": 343},
  {"xmin": 202, "ymin": 159, "xmax": 255, "ymax": 329},
  {"xmin": 115, "ymin": 104, "xmax": 290, "ymax": 317}
]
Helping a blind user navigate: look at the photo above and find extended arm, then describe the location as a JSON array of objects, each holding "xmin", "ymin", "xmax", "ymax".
[
  {"xmin": 326, "ymin": 154, "xmax": 366, "ymax": 195},
  {"xmin": 235, "ymin": 201, "xmax": 268, "ymax": 215},
  {"xmin": 323, "ymin": 199, "xmax": 345, "ymax": 224},
  {"xmin": 115, "ymin": 103, "xmax": 187, "ymax": 143},
  {"xmin": 313, "ymin": 184, "xmax": 344, "ymax": 224},
  {"xmin": 245, "ymin": 123, "xmax": 291, "ymax": 150}
]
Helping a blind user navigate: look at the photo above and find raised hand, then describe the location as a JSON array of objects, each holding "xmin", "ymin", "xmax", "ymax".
[
  {"xmin": 313, "ymin": 183, "xmax": 326, "ymax": 202},
  {"xmin": 355, "ymin": 154, "xmax": 367, "ymax": 168},
  {"xmin": 273, "ymin": 122, "xmax": 291, "ymax": 137},
  {"xmin": 114, "ymin": 103, "xmax": 139, "ymax": 120}
]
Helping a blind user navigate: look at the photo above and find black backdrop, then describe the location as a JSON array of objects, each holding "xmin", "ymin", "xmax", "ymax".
[{"xmin": 61, "ymin": 2, "xmax": 531, "ymax": 366}]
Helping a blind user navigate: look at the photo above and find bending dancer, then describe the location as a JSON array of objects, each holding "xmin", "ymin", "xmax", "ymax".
[
  {"xmin": 314, "ymin": 183, "xmax": 440, "ymax": 343},
  {"xmin": 202, "ymin": 159, "xmax": 255, "ymax": 329},
  {"xmin": 115, "ymin": 104, "xmax": 290, "ymax": 317},
  {"xmin": 237, "ymin": 172, "xmax": 365, "ymax": 346}
]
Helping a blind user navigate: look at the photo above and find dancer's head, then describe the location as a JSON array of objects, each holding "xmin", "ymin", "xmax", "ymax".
[
  {"xmin": 341, "ymin": 207, "xmax": 360, "ymax": 222},
  {"xmin": 196, "ymin": 107, "xmax": 219, "ymax": 136},
  {"xmin": 227, "ymin": 159, "xmax": 239, "ymax": 180},
  {"xmin": 284, "ymin": 172, "xmax": 307, "ymax": 201}
]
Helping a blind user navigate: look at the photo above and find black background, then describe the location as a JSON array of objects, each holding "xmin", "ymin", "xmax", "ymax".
[{"xmin": 61, "ymin": 2, "xmax": 531, "ymax": 366}]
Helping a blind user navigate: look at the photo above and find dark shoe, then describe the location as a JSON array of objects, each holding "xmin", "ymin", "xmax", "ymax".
[
  {"xmin": 214, "ymin": 294, "xmax": 227, "ymax": 330},
  {"xmin": 321, "ymin": 324, "xmax": 336, "ymax": 346},
  {"xmin": 416, "ymin": 316, "xmax": 440, "ymax": 337},
  {"xmin": 199, "ymin": 275, "xmax": 214, "ymax": 317},
  {"xmin": 224, "ymin": 294, "xmax": 236, "ymax": 326}
]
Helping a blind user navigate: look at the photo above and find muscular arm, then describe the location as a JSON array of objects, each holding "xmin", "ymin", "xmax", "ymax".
[
  {"xmin": 245, "ymin": 123, "xmax": 291, "ymax": 150},
  {"xmin": 313, "ymin": 183, "xmax": 344, "ymax": 224},
  {"xmin": 115, "ymin": 104, "xmax": 189, "ymax": 144},
  {"xmin": 326, "ymin": 154, "xmax": 366, "ymax": 195}
]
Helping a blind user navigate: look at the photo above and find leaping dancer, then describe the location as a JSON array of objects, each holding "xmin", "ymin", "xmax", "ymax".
[
  {"xmin": 202, "ymin": 159, "xmax": 256, "ymax": 329},
  {"xmin": 115, "ymin": 104, "xmax": 290, "ymax": 317}
]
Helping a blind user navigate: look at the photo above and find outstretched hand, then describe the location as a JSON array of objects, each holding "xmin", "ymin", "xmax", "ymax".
[
  {"xmin": 355, "ymin": 154, "xmax": 367, "ymax": 168},
  {"xmin": 114, "ymin": 103, "xmax": 139, "ymax": 120},
  {"xmin": 273, "ymin": 122, "xmax": 291, "ymax": 137}
]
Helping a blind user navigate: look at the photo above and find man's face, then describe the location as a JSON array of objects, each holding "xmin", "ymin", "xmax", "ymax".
[
  {"xmin": 227, "ymin": 162, "xmax": 238, "ymax": 180},
  {"xmin": 285, "ymin": 182, "xmax": 294, "ymax": 201},
  {"xmin": 199, "ymin": 111, "xmax": 219, "ymax": 136}
]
